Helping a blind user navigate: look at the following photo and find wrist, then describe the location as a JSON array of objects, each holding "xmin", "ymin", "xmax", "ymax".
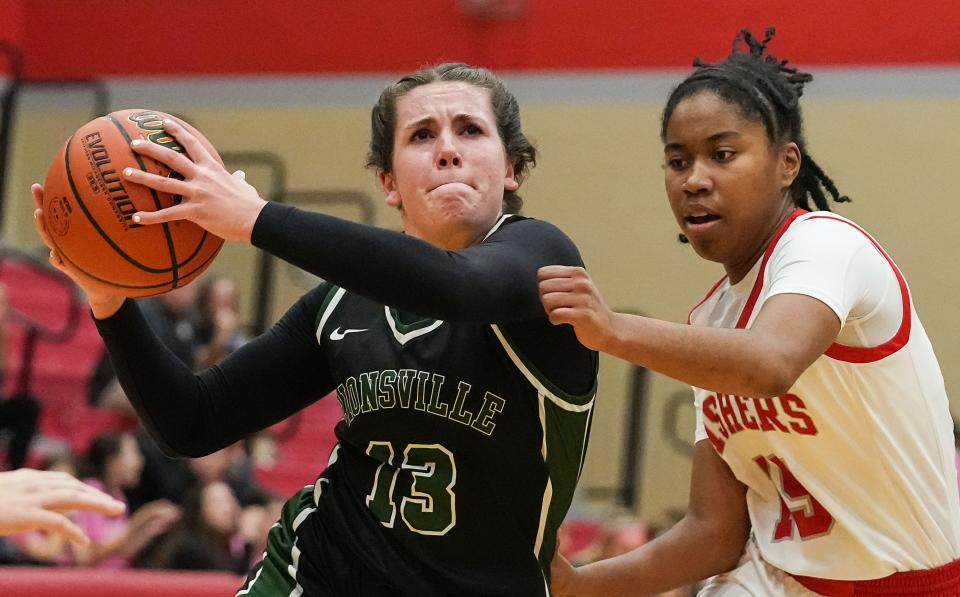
[
  {"xmin": 88, "ymin": 296, "xmax": 125, "ymax": 320},
  {"xmin": 242, "ymin": 197, "xmax": 269, "ymax": 242},
  {"xmin": 596, "ymin": 312, "xmax": 621, "ymax": 354}
]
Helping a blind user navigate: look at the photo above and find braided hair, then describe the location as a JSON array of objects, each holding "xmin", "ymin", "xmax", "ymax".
[{"xmin": 662, "ymin": 27, "xmax": 849, "ymax": 215}]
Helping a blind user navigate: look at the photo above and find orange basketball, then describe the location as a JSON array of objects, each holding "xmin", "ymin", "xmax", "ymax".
[{"xmin": 42, "ymin": 109, "xmax": 224, "ymax": 297}]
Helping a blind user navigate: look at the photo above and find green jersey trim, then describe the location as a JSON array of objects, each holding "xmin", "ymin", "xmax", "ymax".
[
  {"xmin": 314, "ymin": 284, "xmax": 346, "ymax": 342},
  {"xmin": 385, "ymin": 306, "xmax": 444, "ymax": 345},
  {"xmin": 490, "ymin": 324, "xmax": 597, "ymax": 410}
]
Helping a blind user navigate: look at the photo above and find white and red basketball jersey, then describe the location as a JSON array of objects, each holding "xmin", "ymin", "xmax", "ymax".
[{"xmin": 691, "ymin": 208, "xmax": 960, "ymax": 580}]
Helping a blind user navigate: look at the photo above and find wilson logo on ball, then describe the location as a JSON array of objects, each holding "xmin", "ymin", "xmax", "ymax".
[{"xmin": 128, "ymin": 111, "xmax": 185, "ymax": 154}]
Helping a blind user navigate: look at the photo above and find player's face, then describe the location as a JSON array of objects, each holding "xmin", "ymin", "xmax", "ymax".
[
  {"xmin": 662, "ymin": 91, "xmax": 799, "ymax": 282},
  {"xmin": 380, "ymin": 82, "xmax": 518, "ymax": 250}
]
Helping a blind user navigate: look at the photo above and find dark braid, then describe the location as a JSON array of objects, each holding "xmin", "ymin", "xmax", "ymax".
[{"xmin": 662, "ymin": 27, "xmax": 850, "ymax": 215}]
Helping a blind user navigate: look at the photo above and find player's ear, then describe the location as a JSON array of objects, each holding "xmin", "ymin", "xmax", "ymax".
[
  {"xmin": 504, "ymin": 159, "xmax": 519, "ymax": 192},
  {"xmin": 379, "ymin": 169, "xmax": 401, "ymax": 209},
  {"xmin": 780, "ymin": 142, "xmax": 801, "ymax": 189}
]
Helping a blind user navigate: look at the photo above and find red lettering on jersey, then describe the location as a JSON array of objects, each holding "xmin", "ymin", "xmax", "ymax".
[
  {"xmin": 753, "ymin": 456, "xmax": 793, "ymax": 540},
  {"xmin": 768, "ymin": 455, "xmax": 834, "ymax": 538},
  {"xmin": 702, "ymin": 395, "xmax": 727, "ymax": 454},
  {"xmin": 718, "ymin": 394, "xmax": 744, "ymax": 434},
  {"xmin": 755, "ymin": 397, "xmax": 789, "ymax": 433},
  {"xmin": 755, "ymin": 455, "xmax": 835, "ymax": 541},
  {"xmin": 781, "ymin": 394, "xmax": 818, "ymax": 436},
  {"xmin": 734, "ymin": 395, "xmax": 759, "ymax": 430}
]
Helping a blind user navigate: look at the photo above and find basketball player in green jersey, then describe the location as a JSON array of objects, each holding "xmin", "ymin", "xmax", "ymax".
[{"xmin": 33, "ymin": 63, "xmax": 598, "ymax": 596}]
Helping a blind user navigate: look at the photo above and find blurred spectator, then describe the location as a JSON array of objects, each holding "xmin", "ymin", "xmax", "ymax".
[
  {"xmin": 237, "ymin": 489, "xmax": 284, "ymax": 568},
  {"xmin": 598, "ymin": 515, "xmax": 649, "ymax": 560},
  {"xmin": 140, "ymin": 285, "xmax": 200, "ymax": 369},
  {"xmin": 0, "ymin": 283, "xmax": 41, "ymax": 470},
  {"xmin": 147, "ymin": 480, "xmax": 252, "ymax": 574},
  {"xmin": 70, "ymin": 432, "xmax": 179, "ymax": 568},
  {"xmin": 194, "ymin": 274, "xmax": 248, "ymax": 369}
]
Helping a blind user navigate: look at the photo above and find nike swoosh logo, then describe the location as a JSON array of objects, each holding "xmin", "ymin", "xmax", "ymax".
[{"xmin": 330, "ymin": 327, "xmax": 369, "ymax": 341}]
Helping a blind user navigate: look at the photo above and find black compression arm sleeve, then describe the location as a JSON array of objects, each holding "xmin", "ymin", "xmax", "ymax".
[
  {"xmin": 95, "ymin": 286, "xmax": 335, "ymax": 457},
  {"xmin": 252, "ymin": 204, "xmax": 583, "ymax": 323}
]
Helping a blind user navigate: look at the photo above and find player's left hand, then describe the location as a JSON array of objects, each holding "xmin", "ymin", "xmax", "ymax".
[
  {"xmin": 0, "ymin": 469, "xmax": 126, "ymax": 545},
  {"xmin": 538, "ymin": 265, "xmax": 616, "ymax": 352},
  {"xmin": 122, "ymin": 118, "xmax": 267, "ymax": 242},
  {"xmin": 549, "ymin": 549, "xmax": 580, "ymax": 597}
]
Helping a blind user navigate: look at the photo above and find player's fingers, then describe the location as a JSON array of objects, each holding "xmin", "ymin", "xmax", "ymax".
[
  {"xmin": 233, "ymin": 169, "xmax": 246, "ymax": 180},
  {"xmin": 162, "ymin": 118, "xmax": 215, "ymax": 166},
  {"xmin": 546, "ymin": 307, "xmax": 580, "ymax": 327},
  {"xmin": 122, "ymin": 167, "xmax": 192, "ymax": 197},
  {"xmin": 541, "ymin": 288, "xmax": 591, "ymax": 308},
  {"xmin": 32, "ymin": 209, "xmax": 54, "ymax": 248},
  {"xmin": 537, "ymin": 265, "xmax": 586, "ymax": 282},
  {"xmin": 131, "ymin": 203, "xmax": 194, "ymax": 227},
  {"xmin": 537, "ymin": 277, "xmax": 580, "ymax": 296},
  {"xmin": 129, "ymin": 138, "xmax": 199, "ymax": 178},
  {"xmin": 43, "ymin": 489, "xmax": 126, "ymax": 516},
  {"xmin": 30, "ymin": 510, "xmax": 91, "ymax": 546},
  {"xmin": 30, "ymin": 187, "xmax": 58, "ymax": 252},
  {"xmin": 31, "ymin": 183, "xmax": 44, "ymax": 209}
]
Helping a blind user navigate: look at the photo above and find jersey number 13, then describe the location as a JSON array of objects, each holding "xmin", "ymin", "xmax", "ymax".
[{"xmin": 365, "ymin": 441, "xmax": 457, "ymax": 536}]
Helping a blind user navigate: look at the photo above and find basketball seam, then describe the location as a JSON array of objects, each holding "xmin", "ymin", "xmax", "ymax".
[
  {"xmin": 54, "ymin": 238, "xmax": 221, "ymax": 292},
  {"xmin": 106, "ymin": 114, "xmax": 181, "ymax": 286},
  {"xmin": 63, "ymin": 134, "xmax": 177, "ymax": 274}
]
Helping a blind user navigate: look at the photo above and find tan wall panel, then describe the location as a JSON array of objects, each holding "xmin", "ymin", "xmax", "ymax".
[{"xmin": 6, "ymin": 97, "xmax": 958, "ymax": 523}]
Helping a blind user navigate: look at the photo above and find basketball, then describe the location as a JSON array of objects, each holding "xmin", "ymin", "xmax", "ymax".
[{"xmin": 41, "ymin": 109, "xmax": 224, "ymax": 297}]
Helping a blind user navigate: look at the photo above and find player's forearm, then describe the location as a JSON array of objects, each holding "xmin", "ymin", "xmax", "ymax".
[
  {"xmin": 251, "ymin": 203, "xmax": 563, "ymax": 322},
  {"xmin": 570, "ymin": 516, "xmax": 742, "ymax": 596},
  {"xmin": 602, "ymin": 312, "xmax": 794, "ymax": 398}
]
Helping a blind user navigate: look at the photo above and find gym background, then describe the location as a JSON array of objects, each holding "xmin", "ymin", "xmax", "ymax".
[{"xmin": 1, "ymin": 0, "xmax": 958, "ymax": 584}]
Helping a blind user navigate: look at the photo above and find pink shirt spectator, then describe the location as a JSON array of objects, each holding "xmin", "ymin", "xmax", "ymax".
[{"xmin": 72, "ymin": 478, "xmax": 130, "ymax": 569}]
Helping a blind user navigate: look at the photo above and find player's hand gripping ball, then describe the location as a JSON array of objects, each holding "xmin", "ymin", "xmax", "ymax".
[{"xmin": 42, "ymin": 109, "xmax": 224, "ymax": 297}]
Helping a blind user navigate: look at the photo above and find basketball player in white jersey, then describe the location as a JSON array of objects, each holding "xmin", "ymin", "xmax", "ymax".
[{"xmin": 539, "ymin": 28, "xmax": 960, "ymax": 596}]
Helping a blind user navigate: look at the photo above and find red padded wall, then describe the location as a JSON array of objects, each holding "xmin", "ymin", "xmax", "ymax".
[
  {"xmin": 0, "ymin": 568, "xmax": 241, "ymax": 597},
  {"xmin": 16, "ymin": 0, "xmax": 960, "ymax": 80}
]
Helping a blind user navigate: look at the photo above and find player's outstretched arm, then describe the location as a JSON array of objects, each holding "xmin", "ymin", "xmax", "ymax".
[
  {"xmin": 551, "ymin": 440, "xmax": 748, "ymax": 597},
  {"xmin": 0, "ymin": 469, "xmax": 126, "ymax": 545},
  {"xmin": 538, "ymin": 265, "xmax": 840, "ymax": 398}
]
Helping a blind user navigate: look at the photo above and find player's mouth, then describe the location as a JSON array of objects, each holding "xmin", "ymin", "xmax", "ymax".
[
  {"xmin": 685, "ymin": 213, "xmax": 721, "ymax": 225},
  {"xmin": 431, "ymin": 181, "xmax": 473, "ymax": 192}
]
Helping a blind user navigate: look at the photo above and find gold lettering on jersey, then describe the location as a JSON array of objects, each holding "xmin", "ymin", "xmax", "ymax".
[
  {"xmin": 471, "ymin": 392, "xmax": 505, "ymax": 436},
  {"xmin": 359, "ymin": 371, "xmax": 380, "ymax": 413},
  {"xmin": 703, "ymin": 393, "xmax": 819, "ymax": 454},
  {"xmin": 334, "ymin": 370, "xmax": 504, "ymax": 435}
]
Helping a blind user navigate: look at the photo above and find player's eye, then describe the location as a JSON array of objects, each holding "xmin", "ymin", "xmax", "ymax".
[
  {"xmin": 462, "ymin": 124, "xmax": 482, "ymax": 136},
  {"xmin": 714, "ymin": 149, "xmax": 735, "ymax": 162},
  {"xmin": 411, "ymin": 128, "xmax": 432, "ymax": 142},
  {"xmin": 666, "ymin": 156, "xmax": 687, "ymax": 170}
]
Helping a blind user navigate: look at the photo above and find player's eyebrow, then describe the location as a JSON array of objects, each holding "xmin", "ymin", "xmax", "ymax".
[
  {"xmin": 664, "ymin": 130, "xmax": 741, "ymax": 153},
  {"xmin": 402, "ymin": 113, "xmax": 482, "ymax": 132}
]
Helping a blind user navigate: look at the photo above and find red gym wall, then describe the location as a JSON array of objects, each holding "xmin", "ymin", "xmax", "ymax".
[{"xmin": 2, "ymin": 0, "xmax": 959, "ymax": 79}]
